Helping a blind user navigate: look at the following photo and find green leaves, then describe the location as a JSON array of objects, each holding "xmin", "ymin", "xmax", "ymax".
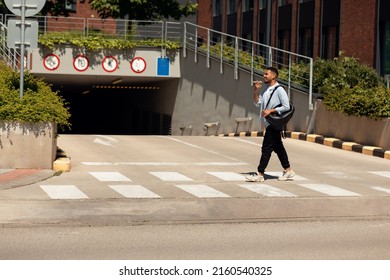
[
  {"xmin": 317, "ymin": 53, "xmax": 390, "ymax": 120},
  {"xmin": 0, "ymin": 62, "xmax": 71, "ymax": 130},
  {"xmin": 90, "ymin": 0, "xmax": 197, "ymax": 20},
  {"xmin": 38, "ymin": 32, "xmax": 180, "ymax": 51}
]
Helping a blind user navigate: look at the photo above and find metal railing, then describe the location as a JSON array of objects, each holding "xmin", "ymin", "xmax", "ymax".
[
  {"xmin": 0, "ymin": 22, "xmax": 21, "ymax": 70},
  {"xmin": 3, "ymin": 15, "xmax": 179, "ymax": 43},
  {"xmin": 183, "ymin": 22, "xmax": 314, "ymax": 110},
  {"xmin": 1, "ymin": 16, "xmax": 314, "ymax": 109}
]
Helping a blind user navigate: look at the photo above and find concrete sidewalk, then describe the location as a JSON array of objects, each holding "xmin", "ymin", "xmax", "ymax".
[{"xmin": 0, "ymin": 169, "xmax": 55, "ymax": 191}]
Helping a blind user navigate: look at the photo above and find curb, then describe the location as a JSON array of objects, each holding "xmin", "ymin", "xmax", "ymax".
[
  {"xmin": 219, "ymin": 131, "xmax": 390, "ymax": 160},
  {"xmin": 0, "ymin": 169, "xmax": 55, "ymax": 191}
]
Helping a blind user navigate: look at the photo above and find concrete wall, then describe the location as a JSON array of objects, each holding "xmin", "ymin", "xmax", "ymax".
[
  {"xmin": 30, "ymin": 46, "xmax": 181, "ymax": 79},
  {"xmin": 315, "ymin": 101, "xmax": 390, "ymax": 150},
  {"xmin": 171, "ymin": 50, "xmax": 315, "ymax": 135},
  {"xmin": 0, "ymin": 122, "xmax": 57, "ymax": 169}
]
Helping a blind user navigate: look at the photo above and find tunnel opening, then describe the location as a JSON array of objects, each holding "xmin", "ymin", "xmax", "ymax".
[{"xmin": 58, "ymin": 82, "xmax": 174, "ymax": 135}]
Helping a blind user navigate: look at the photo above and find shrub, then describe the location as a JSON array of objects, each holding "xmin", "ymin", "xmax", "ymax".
[
  {"xmin": 0, "ymin": 62, "xmax": 71, "ymax": 130},
  {"xmin": 312, "ymin": 53, "xmax": 390, "ymax": 120},
  {"xmin": 313, "ymin": 53, "xmax": 383, "ymax": 94}
]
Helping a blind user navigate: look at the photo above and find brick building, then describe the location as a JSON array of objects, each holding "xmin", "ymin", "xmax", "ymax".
[{"xmin": 197, "ymin": 0, "xmax": 390, "ymax": 77}]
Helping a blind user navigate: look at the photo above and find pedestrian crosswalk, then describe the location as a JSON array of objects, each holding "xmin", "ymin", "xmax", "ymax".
[
  {"xmin": 39, "ymin": 170, "xmax": 390, "ymax": 200},
  {"xmin": 108, "ymin": 185, "xmax": 161, "ymax": 199}
]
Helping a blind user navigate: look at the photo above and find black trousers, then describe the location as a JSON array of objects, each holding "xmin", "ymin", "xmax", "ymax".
[{"xmin": 257, "ymin": 125, "xmax": 291, "ymax": 174}]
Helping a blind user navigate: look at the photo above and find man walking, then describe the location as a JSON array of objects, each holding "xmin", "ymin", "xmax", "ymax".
[{"xmin": 246, "ymin": 66, "xmax": 295, "ymax": 182}]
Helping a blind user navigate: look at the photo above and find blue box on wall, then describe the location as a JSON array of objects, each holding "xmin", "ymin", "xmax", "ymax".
[{"xmin": 157, "ymin": 57, "xmax": 170, "ymax": 76}]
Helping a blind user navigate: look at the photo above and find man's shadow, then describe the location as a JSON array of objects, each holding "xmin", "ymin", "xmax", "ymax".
[{"xmin": 241, "ymin": 172, "xmax": 279, "ymax": 181}]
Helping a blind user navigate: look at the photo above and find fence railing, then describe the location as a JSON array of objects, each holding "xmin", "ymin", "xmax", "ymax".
[
  {"xmin": 0, "ymin": 22, "xmax": 20, "ymax": 70},
  {"xmin": 0, "ymin": 16, "xmax": 314, "ymax": 109},
  {"xmin": 183, "ymin": 22, "xmax": 314, "ymax": 110},
  {"xmin": 2, "ymin": 15, "xmax": 181, "ymax": 43}
]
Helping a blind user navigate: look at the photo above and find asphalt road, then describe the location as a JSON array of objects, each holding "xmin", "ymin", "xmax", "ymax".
[
  {"xmin": 0, "ymin": 135, "xmax": 390, "ymax": 262},
  {"xmin": 1, "ymin": 220, "xmax": 390, "ymax": 259}
]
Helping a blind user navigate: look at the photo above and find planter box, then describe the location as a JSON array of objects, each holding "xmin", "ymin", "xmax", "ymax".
[
  {"xmin": 0, "ymin": 122, "xmax": 57, "ymax": 169},
  {"xmin": 315, "ymin": 101, "xmax": 390, "ymax": 150}
]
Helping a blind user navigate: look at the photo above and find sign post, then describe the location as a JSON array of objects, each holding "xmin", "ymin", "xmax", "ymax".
[{"xmin": 5, "ymin": 0, "xmax": 45, "ymax": 99}]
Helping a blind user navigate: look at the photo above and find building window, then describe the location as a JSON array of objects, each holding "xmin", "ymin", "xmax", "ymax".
[
  {"xmin": 259, "ymin": 0, "xmax": 267, "ymax": 10},
  {"xmin": 213, "ymin": 0, "xmax": 222, "ymax": 17},
  {"xmin": 299, "ymin": 28, "xmax": 313, "ymax": 57},
  {"xmin": 227, "ymin": 0, "xmax": 238, "ymax": 14},
  {"xmin": 383, "ymin": 21, "xmax": 390, "ymax": 75},
  {"xmin": 278, "ymin": 30, "xmax": 291, "ymax": 65},
  {"xmin": 243, "ymin": 0, "xmax": 254, "ymax": 12},
  {"xmin": 64, "ymin": 0, "xmax": 76, "ymax": 12},
  {"xmin": 322, "ymin": 25, "xmax": 339, "ymax": 59},
  {"xmin": 278, "ymin": 0, "xmax": 288, "ymax": 6}
]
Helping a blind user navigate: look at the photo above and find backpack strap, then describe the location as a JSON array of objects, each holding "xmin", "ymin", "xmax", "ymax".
[{"xmin": 264, "ymin": 85, "xmax": 280, "ymax": 110}]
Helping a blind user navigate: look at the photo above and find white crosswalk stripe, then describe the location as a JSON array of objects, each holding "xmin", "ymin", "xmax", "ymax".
[
  {"xmin": 207, "ymin": 172, "xmax": 247, "ymax": 181},
  {"xmin": 237, "ymin": 184, "xmax": 297, "ymax": 197},
  {"xmin": 89, "ymin": 172, "xmax": 131, "ymax": 182},
  {"xmin": 323, "ymin": 171, "xmax": 352, "ymax": 179},
  {"xmin": 266, "ymin": 172, "xmax": 309, "ymax": 181},
  {"xmin": 175, "ymin": 184, "xmax": 230, "ymax": 198},
  {"xmin": 108, "ymin": 185, "xmax": 160, "ymax": 198},
  {"xmin": 368, "ymin": 171, "xmax": 390, "ymax": 178},
  {"xmin": 150, "ymin": 172, "xmax": 193, "ymax": 181},
  {"xmin": 370, "ymin": 186, "xmax": 390, "ymax": 194},
  {"xmin": 40, "ymin": 185, "xmax": 89, "ymax": 199},
  {"xmin": 298, "ymin": 184, "xmax": 361, "ymax": 197}
]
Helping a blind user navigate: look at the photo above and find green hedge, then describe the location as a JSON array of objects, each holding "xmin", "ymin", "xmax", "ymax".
[
  {"xmin": 313, "ymin": 54, "xmax": 390, "ymax": 120},
  {"xmin": 38, "ymin": 32, "xmax": 181, "ymax": 51},
  {"xmin": 0, "ymin": 62, "xmax": 71, "ymax": 130}
]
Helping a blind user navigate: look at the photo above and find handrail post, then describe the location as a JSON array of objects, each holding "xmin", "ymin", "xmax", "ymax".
[
  {"xmin": 268, "ymin": 46, "xmax": 272, "ymax": 67},
  {"xmin": 183, "ymin": 22, "xmax": 187, "ymax": 58},
  {"xmin": 288, "ymin": 53, "xmax": 292, "ymax": 99},
  {"xmin": 250, "ymin": 43, "xmax": 254, "ymax": 84},
  {"xmin": 309, "ymin": 58, "xmax": 314, "ymax": 110},
  {"xmin": 234, "ymin": 36, "xmax": 238, "ymax": 79},
  {"xmin": 194, "ymin": 26, "xmax": 198, "ymax": 63},
  {"xmin": 220, "ymin": 35, "xmax": 223, "ymax": 74},
  {"xmin": 206, "ymin": 29, "xmax": 210, "ymax": 68}
]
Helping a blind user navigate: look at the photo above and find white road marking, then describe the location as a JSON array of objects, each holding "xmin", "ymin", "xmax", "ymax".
[
  {"xmin": 175, "ymin": 184, "xmax": 230, "ymax": 198},
  {"xmin": 89, "ymin": 172, "xmax": 131, "ymax": 182},
  {"xmin": 40, "ymin": 185, "xmax": 89, "ymax": 200},
  {"xmin": 370, "ymin": 186, "xmax": 390, "ymax": 194},
  {"xmin": 93, "ymin": 135, "xmax": 118, "ymax": 147},
  {"xmin": 94, "ymin": 135, "xmax": 119, "ymax": 142},
  {"xmin": 298, "ymin": 184, "xmax": 361, "ymax": 197},
  {"xmin": 150, "ymin": 172, "xmax": 193, "ymax": 181},
  {"xmin": 223, "ymin": 137, "xmax": 261, "ymax": 147},
  {"xmin": 166, "ymin": 137, "xmax": 240, "ymax": 161},
  {"xmin": 207, "ymin": 172, "xmax": 247, "ymax": 181},
  {"xmin": 108, "ymin": 185, "xmax": 160, "ymax": 198},
  {"xmin": 81, "ymin": 162, "xmax": 248, "ymax": 166},
  {"xmin": 323, "ymin": 171, "xmax": 352, "ymax": 179},
  {"xmin": 266, "ymin": 172, "xmax": 308, "ymax": 181},
  {"xmin": 238, "ymin": 184, "xmax": 296, "ymax": 197},
  {"xmin": 368, "ymin": 171, "xmax": 390, "ymax": 178}
]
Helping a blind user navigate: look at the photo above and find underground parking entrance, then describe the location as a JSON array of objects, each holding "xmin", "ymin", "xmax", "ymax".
[{"xmin": 56, "ymin": 79, "xmax": 179, "ymax": 135}]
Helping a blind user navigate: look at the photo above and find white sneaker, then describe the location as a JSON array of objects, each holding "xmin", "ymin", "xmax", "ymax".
[
  {"xmin": 245, "ymin": 173, "xmax": 265, "ymax": 182},
  {"xmin": 278, "ymin": 170, "xmax": 295, "ymax": 181}
]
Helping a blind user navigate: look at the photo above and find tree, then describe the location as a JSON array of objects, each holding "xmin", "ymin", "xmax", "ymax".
[{"xmin": 89, "ymin": 0, "xmax": 197, "ymax": 20}]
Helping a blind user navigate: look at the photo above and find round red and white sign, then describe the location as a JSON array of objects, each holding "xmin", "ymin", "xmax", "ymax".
[
  {"xmin": 102, "ymin": 56, "xmax": 118, "ymax": 72},
  {"xmin": 130, "ymin": 57, "xmax": 146, "ymax": 73},
  {"xmin": 43, "ymin": 54, "xmax": 60, "ymax": 71},
  {"xmin": 73, "ymin": 55, "xmax": 89, "ymax": 72}
]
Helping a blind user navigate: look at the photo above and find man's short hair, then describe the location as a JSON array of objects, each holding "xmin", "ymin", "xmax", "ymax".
[{"xmin": 266, "ymin": 66, "xmax": 279, "ymax": 77}]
